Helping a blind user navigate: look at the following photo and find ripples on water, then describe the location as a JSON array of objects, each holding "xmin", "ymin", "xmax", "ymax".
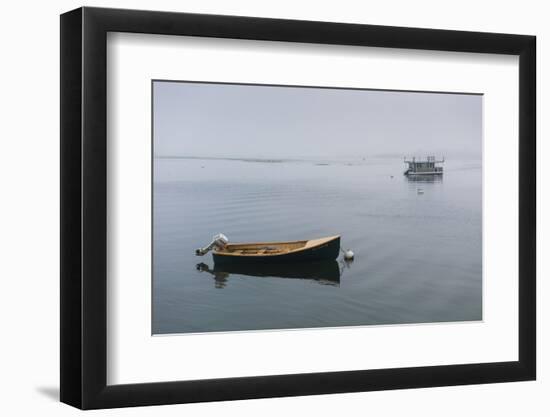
[{"xmin": 153, "ymin": 157, "xmax": 482, "ymax": 334}]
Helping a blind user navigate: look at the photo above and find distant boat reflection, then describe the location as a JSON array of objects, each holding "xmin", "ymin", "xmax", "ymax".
[
  {"xmin": 405, "ymin": 174, "xmax": 443, "ymax": 183},
  {"xmin": 196, "ymin": 260, "xmax": 341, "ymax": 289}
]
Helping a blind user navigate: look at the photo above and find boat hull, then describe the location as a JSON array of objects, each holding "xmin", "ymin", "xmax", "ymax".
[
  {"xmin": 404, "ymin": 169, "xmax": 443, "ymax": 176},
  {"xmin": 213, "ymin": 236, "xmax": 340, "ymax": 265}
]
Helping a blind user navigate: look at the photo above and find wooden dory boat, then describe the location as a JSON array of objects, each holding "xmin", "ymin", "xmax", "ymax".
[{"xmin": 213, "ymin": 235, "xmax": 340, "ymax": 265}]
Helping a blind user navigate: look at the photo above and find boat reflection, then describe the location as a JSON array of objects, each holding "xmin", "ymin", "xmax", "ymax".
[
  {"xmin": 196, "ymin": 260, "xmax": 341, "ymax": 289},
  {"xmin": 405, "ymin": 174, "xmax": 443, "ymax": 183}
]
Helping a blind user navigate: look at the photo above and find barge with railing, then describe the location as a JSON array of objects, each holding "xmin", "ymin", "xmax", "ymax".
[{"xmin": 404, "ymin": 156, "xmax": 444, "ymax": 176}]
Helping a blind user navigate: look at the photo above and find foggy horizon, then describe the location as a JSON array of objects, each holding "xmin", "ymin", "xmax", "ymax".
[{"xmin": 153, "ymin": 81, "xmax": 482, "ymax": 160}]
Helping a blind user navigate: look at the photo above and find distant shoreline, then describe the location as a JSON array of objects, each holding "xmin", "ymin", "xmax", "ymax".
[
  {"xmin": 155, "ymin": 155, "xmax": 287, "ymax": 163},
  {"xmin": 154, "ymin": 155, "xmax": 482, "ymax": 163}
]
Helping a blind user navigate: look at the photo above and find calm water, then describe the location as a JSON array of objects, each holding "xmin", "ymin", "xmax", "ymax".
[{"xmin": 153, "ymin": 157, "xmax": 482, "ymax": 334}]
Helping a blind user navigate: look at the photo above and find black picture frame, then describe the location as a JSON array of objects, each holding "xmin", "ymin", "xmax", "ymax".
[{"xmin": 60, "ymin": 6, "xmax": 536, "ymax": 410}]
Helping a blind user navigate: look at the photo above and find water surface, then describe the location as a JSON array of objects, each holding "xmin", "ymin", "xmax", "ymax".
[{"xmin": 153, "ymin": 157, "xmax": 482, "ymax": 334}]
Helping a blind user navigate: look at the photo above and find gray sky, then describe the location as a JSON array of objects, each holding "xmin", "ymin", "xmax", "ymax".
[{"xmin": 153, "ymin": 81, "xmax": 482, "ymax": 160}]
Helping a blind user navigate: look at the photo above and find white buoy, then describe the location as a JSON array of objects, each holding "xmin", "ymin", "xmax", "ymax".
[{"xmin": 344, "ymin": 250, "xmax": 354, "ymax": 260}]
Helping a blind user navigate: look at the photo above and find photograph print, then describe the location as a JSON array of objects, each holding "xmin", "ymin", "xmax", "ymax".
[{"xmin": 152, "ymin": 80, "xmax": 482, "ymax": 335}]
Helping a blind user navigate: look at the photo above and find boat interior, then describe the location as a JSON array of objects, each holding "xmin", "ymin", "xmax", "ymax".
[
  {"xmin": 215, "ymin": 236, "xmax": 338, "ymax": 256},
  {"xmin": 218, "ymin": 241, "xmax": 307, "ymax": 255}
]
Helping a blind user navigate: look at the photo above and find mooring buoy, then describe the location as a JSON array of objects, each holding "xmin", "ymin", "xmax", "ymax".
[{"xmin": 344, "ymin": 250, "xmax": 354, "ymax": 260}]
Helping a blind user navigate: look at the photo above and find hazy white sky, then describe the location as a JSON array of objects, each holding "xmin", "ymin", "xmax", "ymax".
[{"xmin": 153, "ymin": 81, "xmax": 482, "ymax": 160}]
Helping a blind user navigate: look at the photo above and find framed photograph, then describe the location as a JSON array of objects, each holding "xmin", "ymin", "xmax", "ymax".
[{"xmin": 60, "ymin": 7, "xmax": 536, "ymax": 409}]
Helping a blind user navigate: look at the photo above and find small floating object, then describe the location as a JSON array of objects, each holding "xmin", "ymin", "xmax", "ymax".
[
  {"xmin": 417, "ymin": 188, "xmax": 424, "ymax": 194},
  {"xmin": 343, "ymin": 249, "xmax": 354, "ymax": 260},
  {"xmin": 196, "ymin": 234, "xmax": 340, "ymax": 265}
]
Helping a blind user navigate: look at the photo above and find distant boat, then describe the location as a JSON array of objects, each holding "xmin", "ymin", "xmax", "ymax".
[
  {"xmin": 196, "ymin": 235, "xmax": 340, "ymax": 265},
  {"xmin": 404, "ymin": 156, "xmax": 444, "ymax": 176}
]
